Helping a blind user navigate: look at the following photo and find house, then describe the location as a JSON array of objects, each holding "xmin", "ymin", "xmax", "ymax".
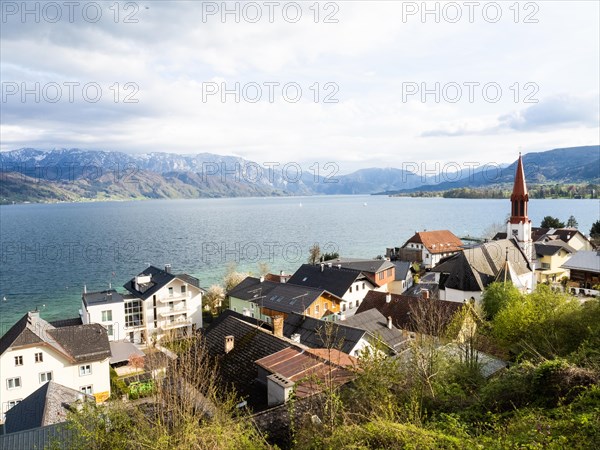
[
  {"xmin": 227, "ymin": 276, "xmax": 343, "ymax": 322},
  {"xmin": 355, "ymin": 291, "xmax": 463, "ymax": 339},
  {"xmin": 534, "ymin": 240, "xmax": 576, "ymax": 283},
  {"xmin": 0, "ymin": 311, "xmax": 111, "ymax": 421},
  {"xmin": 432, "ymin": 239, "xmax": 534, "ymax": 302},
  {"xmin": 286, "ymin": 264, "xmax": 376, "ymax": 317},
  {"xmin": 3, "ymin": 381, "xmax": 93, "ymax": 434},
  {"xmin": 532, "ymin": 227, "xmax": 595, "ymax": 252},
  {"xmin": 283, "ymin": 311, "xmax": 405, "ymax": 357},
  {"xmin": 81, "ymin": 265, "xmax": 204, "ymax": 345},
  {"xmin": 388, "ymin": 261, "xmax": 414, "ymax": 294},
  {"xmin": 202, "ymin": 311, "xmax": 295, "ymax": 411},
  {"xmin": 255, "ymin": 347, "xmax": 356, "ymax": 407},
  {"xmin": 394, "ymin": 230, "xmax": 464, "ymax": 269},
  {"xmin": 342, "ymin": 309, "xmax": 408, "ymax": 353},
  {"xmin": 321, "ymin": 258, "xmax": 396, "ymax": 291},
  {"xmin": 561, "ymin": 251, "xmax": 600, "ymax": 295}
]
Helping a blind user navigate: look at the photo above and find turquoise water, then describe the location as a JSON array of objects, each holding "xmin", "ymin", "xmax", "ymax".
[{"xmin": 1, "ymin": 196, "xmax": 597, "ymax": 334}]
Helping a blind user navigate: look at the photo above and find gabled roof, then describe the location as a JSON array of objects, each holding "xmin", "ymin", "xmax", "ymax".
[
  {"xmin": 322, "ymin": 258, "xmax": 395, "ymax": 273},
  {"xmin": 256, "ymin": 283, "xmax": 339, "ymax": 315},
  {"xmin": 394, "ymin": 261, "xmax": 413, "ymax": 280},
  {"xmin": 356, "ymin": 291, "xmax": 463, "ymax": 334},
  {"xmin": 560, "ymin": 251, "xmax": 600, "ymax": 273},
  {"xmin": 226, "ymin": 276, "xmax": 278, "ymax": 301},
  {"xmin": 287, "ymin": 264, "xmax": 368, "ymax": 298},
  {"xmin": 203, "ymin": 310, "xmax": 292, "ymax": 410},
  {"xmin": 433, "ymin": 239, "xmax": 532, "ymax": 292},
  {"xmin": 402, "ymin": 230, "xmax": 464, "ymax": 254},
  {"xmin": 532, "ymin": 227, "xmax": 589, "ymax": 244},
  {"xmin": 0, "ymin": 311, "xmax": 110, "ymax": 363},
  {"xmin": 534, "ymin": 240, "xmax": 576, "ymax": 257},
  {"xmin": 283, "ymin": 312, "xmax": 367, "ymax": 354},
  {"xmin": 3, "ymin": 381, "xmax": 93, "ymax": 434},
  {"xmin": 123, "ymin": 266, "xmax": 201, "ymax": 300},
  {"xmin": 255, "ymin": 347, "xmax": 355, "ymax": 398},
  {"xmin": 342, "ymin": 309, "xmax": 408, "ymax": 351}
]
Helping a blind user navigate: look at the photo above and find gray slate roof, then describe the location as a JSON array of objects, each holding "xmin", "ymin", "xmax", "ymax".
[
  {"xmin": 226, "ymin": 276, "xmax": 278, "ymax": 301},
  {"xmin": 3, "ymin": 381, "xmax": 93, "ymax": 434},
  {"xmin": 322, "ymin": 258, "xmax": 396, "ymax": 273},
  {"xmin": 343, "ymin": 309, "xmax": 407, "ymax": 352},
  {"xmin": 534, "ymin": 240, "xmax": 576, "ymax": 257},
  {"xmin": 82, "ymin": 289, "xmax": 124, "ymax": 307},
  {"xmin": 0, "ymin": 311, "xmax": 110, "ymax": 363},
  {"xmin": 561, "ymin": 251, "xmax": 600, "ymax": 273},
  {"xmin": 287, "ymin": 264, "xmax": 367, "ymax": 298},
  {"xmin": 394, "ymin": 261, "xmax": 412, "ymax": 281},
  {"xmin": 0, "ymin": 423, "xmax": 75, "ymax": 450},
  {"xmin": 283, "ymin": 312, "xmax": 366, "ymax": 354},
  {"xmin": 123, "ymin": 265, "xmax": 201, "ymax": 300}
]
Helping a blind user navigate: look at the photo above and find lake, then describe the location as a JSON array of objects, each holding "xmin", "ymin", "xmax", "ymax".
[{"xmin": 1, "ymin": 195, "xmax": 597, "ymax": 334}]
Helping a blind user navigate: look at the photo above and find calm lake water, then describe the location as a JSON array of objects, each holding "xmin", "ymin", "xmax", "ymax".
[{"xmin": 1, "ymin": 196, "xmax": 598, "ymax": 334}]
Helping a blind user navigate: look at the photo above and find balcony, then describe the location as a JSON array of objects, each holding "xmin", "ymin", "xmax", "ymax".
[
  {"xmin": 162, "ymin": 318, "xmax": 192, "ymax": 330},
  {"xmin": 158, "ymin": 292, "xmax": 190, "ymax": 303},
  {"xmin": 159, "ymin": 305, "xmax": 189, "ymax": 317}
]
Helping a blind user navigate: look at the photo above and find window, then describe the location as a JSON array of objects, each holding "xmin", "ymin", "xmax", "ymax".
[
  {"xmin": 35, "ymin": 352, "xmax": 43, "ymax": 363},
  {"xmin": 180, "ymin": 285, "xmax": 186, "ymax": 293},
  {"xmin": 80, "ymin": 385, "xmax": 93, "ymax": 395},
  {"xmin": 101, "ymin": 310, "xmax": 112, "ymax": 322},
  {"xmin": 14, "ymin": 355, "xmax": 23, "ymax": 366},
  {"xmin": 124, "ymin": 299, "xmax": 144, "ymax": 328},
  {"xmin": 5, "ymin": 400, "xmax": 21, "ymax": 412},
  {"xmin": 324, "ymin": 302, "xmax": 329, "ymax": 311},
  {"xmin": 39, "ymin": 372, "xmax": 52, "ymax": 383},
  {"xmin": 315, "ymin": 305, "xmax": 319, "ymax": 314},
  {"xmin": 79, "ymin": 365, "xmax": 92, "ymax": 376},
  {"xmin": 541, "ymin": 262, "xmax": 550, "ymax": 270},
  {"xmin": 349, "ymin": 286, "xmax": 352, "ymax": 293},
  {"xmin": 106, "ymin": 324, "xmax": 114, "ymax": 336},
  {"xmin": 168, "ymin": 287, "xmax": 174, "ymax": 296},
  {"xmin": 362, "ymin": 282, "xmax": 365, "ymax": 289},
  {"xmin": 7, "ymin": 377, "xmax": 21, "ymax": 389}
]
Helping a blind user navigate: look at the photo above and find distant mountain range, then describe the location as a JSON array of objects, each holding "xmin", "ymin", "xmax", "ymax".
[{"xmin": 0, "ymin": 146, "xmax": 598, "ymax": 203}]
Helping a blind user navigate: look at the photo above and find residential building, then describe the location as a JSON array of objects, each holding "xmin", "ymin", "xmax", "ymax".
[
  {"xmin": 283, "ymin": 311, "xmax": 405, "ymax": 356},
  {"xmin": 388, "ymin": 261, "xmax": 414, "ymax": 294},
  {"xmin": 534, "ymin": 240, "xmax": 576, "ymax": 283},
  {"xmin": 81, "ymin": 265, "xmax": 204, "ymax": 344},
  {"xmin": 286, "ymin": 264, "xmax": 376, "ymax": 316},
  {"xmin": 227, "ymin": 276, "xmax": 343, "ymax": 322},
  {"xmin": 532, "ymin": 227, "xmax": 595, "ymax": 252},
  {"xmin": 394, "ymin": 230, "xmax": 464, "ymax": 269},
  {"xmin": 0, "ymin": 311, "xmax": 111, "ymax": 421},
  {"xmin": 356, "ymin": 291, "xmax": 464, "ymax": 339},
  {"xmin": 321, "ymin": 258, "xmax": 396, "ymax": 291}
]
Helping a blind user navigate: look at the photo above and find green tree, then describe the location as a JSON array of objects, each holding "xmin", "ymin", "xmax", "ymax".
[
  {"xmin": 540, "ymin": 216, "xmax": 565, "ymax": 228},
  {"xmin": 322, "ymin": 252, "xmax": 339, "ymax": 261},
  {"xmin": 590, "ymin": 220, "xmax": 600, "ymax": 237},
  {"xmin": 566, "ymin": 215, "xmax": 578, "ymax": 228},
  {"xmin": 481, "ymin": 282, "xmax": 522, "ymax": 320}
]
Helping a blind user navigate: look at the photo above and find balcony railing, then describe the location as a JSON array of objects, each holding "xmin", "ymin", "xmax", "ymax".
[
  {"xmin": 162, "ymin": 318, "xmax": 193, "ymax": 330},
  {"xmin": 158, "ymin": 292, "xmax": 191, "ymax": 303},
  {"xmin": 159, "ymin": 306, "xmax": 189, "ymax": 317}
]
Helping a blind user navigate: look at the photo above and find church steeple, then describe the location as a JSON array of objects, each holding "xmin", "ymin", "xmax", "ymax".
[
  {"xmin": 506, "ymin": 152, "xmax": 534, "ymax": 266},
  {"xmin": 510, "ymin": 153, "xmax": 529, "ymax": 224}
]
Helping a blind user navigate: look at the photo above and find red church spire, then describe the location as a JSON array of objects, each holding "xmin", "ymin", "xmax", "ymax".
[{"xmin": 510, "ymin": 153, "xmax": 529, "ymax": 224}]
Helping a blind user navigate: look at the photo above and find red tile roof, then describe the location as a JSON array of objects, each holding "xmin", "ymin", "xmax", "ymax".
[{"xmin": 404, "ymin": 230, "xmax": 463, "ymax": 254}]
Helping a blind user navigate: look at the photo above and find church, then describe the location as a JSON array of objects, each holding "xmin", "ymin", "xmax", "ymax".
[{"xmin": 432, "ymin": 154, "xmax": 537, "ymax": 302}]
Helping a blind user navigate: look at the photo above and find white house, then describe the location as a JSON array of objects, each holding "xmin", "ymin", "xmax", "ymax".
[
  {"xmin": 399, "ymin": 230, "xmax": 464, "ymax": 269},
  {"xmin": 81, "ymin": 265, "xmax": 204, "ymax": 345},
  {"xmin": 0, "ymin": 311, "xmax": 111, "ymax": 422}
]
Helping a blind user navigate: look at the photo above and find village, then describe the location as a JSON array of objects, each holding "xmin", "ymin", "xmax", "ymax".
[{"xmin": 1, "ymin": 155, "xmax": 599, "ymax": 448}]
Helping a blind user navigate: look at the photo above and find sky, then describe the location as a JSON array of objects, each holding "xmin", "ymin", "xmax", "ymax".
[{"xmin": 1, "ymin": 0, "xmax": 599, "ymax": 174}]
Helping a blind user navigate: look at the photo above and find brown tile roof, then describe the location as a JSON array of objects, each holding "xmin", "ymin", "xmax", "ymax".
[
  {"xmin": 356, "ymin": 291, "xmax": 463, "ymax": 335},
  {"xmin": 255, "ymin": 347, "xmax": 355, "ymax": 398},
  {"xmin": 404, "ymin": 230, "xmax": 464, "ymax": 254}
]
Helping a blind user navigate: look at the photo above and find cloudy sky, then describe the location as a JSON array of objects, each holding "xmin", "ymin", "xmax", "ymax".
[{"xmin": 1, "ymin": 1, "xmax": 598, "ymax": 173}]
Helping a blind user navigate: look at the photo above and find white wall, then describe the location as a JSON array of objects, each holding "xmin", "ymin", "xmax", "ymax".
[{"xmin": 1, "ymin": 345, "xmax": 110, "ymax": 419}]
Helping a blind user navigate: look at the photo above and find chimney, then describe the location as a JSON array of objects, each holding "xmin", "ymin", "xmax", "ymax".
[
  {"xmin": 327, "ymin": 262, "xmax": 332, "ymax": 268},
  {"xmin": 320, "ymin": 263, "xmax": 324, "ymax": 272},
  {"xmin": 224, "ymin": 335, "xmax": 234, "ymax": 354},
  {"xmin": 83, "ymin": 284, "xmax": 87, "ymax": 294},
  {"xmin": 402, "ymin": 329, "xmax": 408, "ymax": 338},
  {"xmin": 385, "ymin": 293, "xmax": 392, "ymax": 303},
  {"xmin": 259, "ymin": 276, "xmax": 265, "ymax": 283},
  {"xmin": 290, "ymin": 333, "xmax": 301, "ymax": 343},
  {"xmin": 272, "ymin": 315, "xmax": 284, "ymax": 337},
  {"xmin": 387, "ymin": 316, "xmax": 393, "ymax": 329},
  {"xmin": 280, "ymin": 270, "xmax": 285, "ymax": 276},
  {"xmin": 165, "ymin": 264, "xmax": 171, "ymax": 274},
  {"xmin": 337, "ymin": 264, "xmax": 342, "ymax": 269},
  {"xmin": 421, "ymin": 289, "xmax": 430, "ymax": 300}
]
